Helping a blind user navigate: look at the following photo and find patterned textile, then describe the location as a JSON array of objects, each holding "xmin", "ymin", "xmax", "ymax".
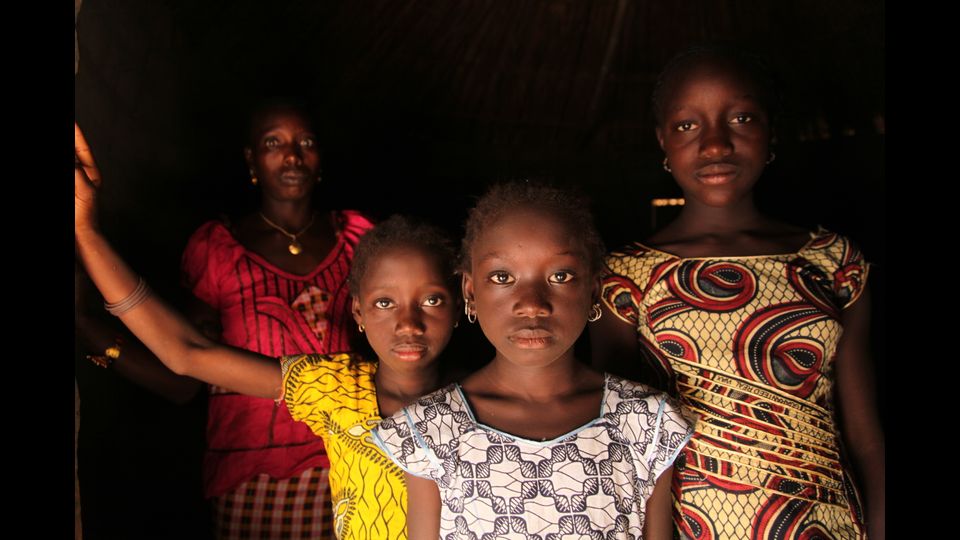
[
  {"xmin": 212, "ymin": 467, "xmax": 332, "ymax": 540},
  {"xmin": 181, "ymin": 210, "xmax": 372, "ymax": 498},
  {"xmin": 282, "ymin": 354, "xmax": 408, "ymax": 540},
  {"xmin": 372, "ymin": 375, "xmax": 693, "ymax": 538},
  {"xmin": 601, "ymin": 228, "xmax": 868, "ymax": 540}
]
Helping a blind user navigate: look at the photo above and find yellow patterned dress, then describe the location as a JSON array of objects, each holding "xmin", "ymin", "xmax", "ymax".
[
  {"xmin": 281, "ymin": 353, "xmax": 407, "ymax": 540},
  {"xmin": 601, "ymin": 228, "xmax": 868, "ymax": 540}
]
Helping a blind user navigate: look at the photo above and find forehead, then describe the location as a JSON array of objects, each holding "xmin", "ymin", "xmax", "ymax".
[
  {"xmin": 251, "ymin": 108, "xmax": 313, "ymax": 137},
  {"xmin": 361, "ymin": 245, "xmax": 448, "ymax": 288},
  {"xmin": 663, "ymin": 60, "xmax": 764, "ymax": 109},
  {"xmin": 473, "ymin": 206, "xmax": 585, "ymax": 260}
]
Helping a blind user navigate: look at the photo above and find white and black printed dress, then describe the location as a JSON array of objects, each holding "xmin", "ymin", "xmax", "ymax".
[{"xmin": 372, "ymin": 374, "xmax": 694, "ymax": 539}]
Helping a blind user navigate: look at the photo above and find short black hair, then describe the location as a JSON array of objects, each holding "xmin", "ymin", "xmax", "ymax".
[
  {"xmin": 348, "ymin": 214, "xmax": 459, "ymax": 297},
  {"xmin": 651, "ymin": 43, "xmax": 783, "ymax": 129},
  {"xmin": 460, "ymin": 181, "xmax": 605, "ymax": 275}
]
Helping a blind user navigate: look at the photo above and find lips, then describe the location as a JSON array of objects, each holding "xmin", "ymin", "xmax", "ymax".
[
  {"xmin": 695, "ymin": 163, "xmax": 738, "ymax": 185},
  {"xmin": 391, "ymin": 342, "xmax": 428, "ymax": 362},
  {"xmin": 508, "ymin": 327, "xmax": 554, "ymax": 349},
  {"xmin": 279, "ymin": 169, "xmax": 309, "ymax": 184}
]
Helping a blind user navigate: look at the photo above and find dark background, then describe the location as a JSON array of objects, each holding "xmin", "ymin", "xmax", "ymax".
[{"xmin": 74, "ymin": 1, "xmax": 884, "ymax": 538}]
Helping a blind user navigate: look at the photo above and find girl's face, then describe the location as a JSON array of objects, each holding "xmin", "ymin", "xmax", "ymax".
[
  {"xmin": 462, "ymin": 207, "xmax": 599, "ymax": 369},
  {"xmin": 352, "ymin": 246, "xmax": 458, "ymax": 372},
  {"xmin": 244, "ymin": 108, "xmax": 321, "ymax": 203},
  {"xmin": 656, "ymin": 61, "xmax": 771, "ymax": 208}
]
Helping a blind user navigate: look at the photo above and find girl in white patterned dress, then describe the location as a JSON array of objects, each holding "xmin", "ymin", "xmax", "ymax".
[{"xmin": 373, "ymin": 182, "xmax": 694, "ymax": 540}]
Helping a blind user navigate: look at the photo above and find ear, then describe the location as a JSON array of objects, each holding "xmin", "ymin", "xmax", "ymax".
[
  {"xmin": 655, "ymin": 127, "xmax": 665, "ymax": 151},
  {"xmin": 244, "ymin": 147, "xmax": 254, "ymax": 170},
  {"xmin": 591, "ymin": 275, "xmax": 602, "ymax": 305},
  {"xmin": 461, "ymin": 273, "xmax": 475, "ymax": 304},
  {"xmin": 351, "ymin": 296, "xmax": 363, "ymax": 325}
]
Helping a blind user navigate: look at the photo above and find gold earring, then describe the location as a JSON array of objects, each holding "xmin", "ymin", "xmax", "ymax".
[
  {"xmin": 358, "ymin": 323, "xmax": 365, "ymax": 333},
  {"xmin": 588, "ymin": 303, "xmax": 602, "ymax": 322}
]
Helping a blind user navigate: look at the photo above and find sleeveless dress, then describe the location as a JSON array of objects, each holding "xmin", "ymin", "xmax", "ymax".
[
  {"xmin": 372, "ymin": 375, "xmax": 694, "ymax": 539},
  {"xmin": 181, "ymin": 210, "xmax": 372, "ymax": 539},
  {"xmin": 600, "ymin": 228, "xmax": 868, "ymax": 540}
]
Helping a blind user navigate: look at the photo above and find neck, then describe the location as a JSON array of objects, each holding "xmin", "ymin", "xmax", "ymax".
[
  {"xmin": 672, "ymin": 195, "xmax": 765, "ymax": 235},
  {"xmin": 259, "ymin": 199, "xmax": 315, "ymax": 231},
  {"xmin": 483, "ymin": 352, "xmax": 587, "ymax": 401},
  {"xmin": 374, "ymin": 362, "xmax": 441, "ymax": 404}
]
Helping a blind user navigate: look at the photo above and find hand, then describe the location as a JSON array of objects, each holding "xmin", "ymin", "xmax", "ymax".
[{"xmin": 75, "ymin": 122, "xmax": 102, "ymax": 233}]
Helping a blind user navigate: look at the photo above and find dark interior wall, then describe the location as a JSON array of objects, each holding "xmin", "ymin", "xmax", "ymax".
[{"xmin": 74, "ymin": 1, "xmax": 883, "ymax": 538}]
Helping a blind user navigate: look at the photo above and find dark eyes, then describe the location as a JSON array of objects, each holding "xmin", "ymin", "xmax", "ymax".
[
  {"xmin": 373, "ymin": 296, "xmax": 444, "ymax": 309},
  {"xmin": 422, "ymin": 295, "xmax": 444, "ymax": 307},
  {"xmin": 675, "ymin": 121, "xmax": 697, "ymax": 132},
  {"xmin": 488, "ymin": 271, "xmax": 574, "ymax": 284},
  {"xmin": 731, "ymin": 113, "xmax": 753, "ymax": 124},
  {"xmin": 262, "ymin": 136, "xmax": 316, "ymax": 149}
]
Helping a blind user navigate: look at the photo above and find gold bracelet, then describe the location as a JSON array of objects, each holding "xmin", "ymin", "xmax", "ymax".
[{"xmin": 87, "ymin": 337, "xmax": 123, "ymax": 368}]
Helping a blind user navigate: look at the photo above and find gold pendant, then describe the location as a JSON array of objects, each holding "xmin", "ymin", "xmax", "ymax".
[{"xmin": 288, "ymin": 240, "xmax": 303, "ymax": 255}]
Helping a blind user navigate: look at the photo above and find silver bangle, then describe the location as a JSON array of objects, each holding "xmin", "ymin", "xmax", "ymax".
[{"xmin": 104, "ymin": 277, "xmax": 151, "ymax": 316}]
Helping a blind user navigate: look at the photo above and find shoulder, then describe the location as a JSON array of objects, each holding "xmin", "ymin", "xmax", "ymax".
[
  {"xmin": 601, "ymin": 243, "xmax": 675, "ymax": 326},
  {"xmin": 604, "ymin": 375, "xmax": 693, "ymax": 448},
  {"xmin": 799, "ymin": 227, "xmax": 870, "ymax": 308},
  {"xmin": 182, "ymin": 220, "xmax": 244, "ymax": 268},
  {"xmin": 281, "ymin": 353, "xmax": 372, "ymax": 393},
  {"xmin": 336, "ymin": 210, "xmax": 375, "ymax": 250}
]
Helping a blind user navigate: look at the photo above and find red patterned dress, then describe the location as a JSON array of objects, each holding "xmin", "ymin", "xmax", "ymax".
[
  {"xmin": 600, "ymin": 228, "xmax": 868, "ymax": 540},
  {"xmin": 182, "ymin": 210, "xmax": 372, "ymax": 539}
]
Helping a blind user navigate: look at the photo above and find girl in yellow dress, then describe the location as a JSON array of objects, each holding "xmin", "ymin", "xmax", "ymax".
[{"xmin": 75, "ymin": 123, "xmax": 461, "ymax": 540}]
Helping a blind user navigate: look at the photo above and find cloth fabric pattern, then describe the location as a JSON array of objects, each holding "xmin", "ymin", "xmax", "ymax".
[{"xmin": 601, "ymin": 227, "xmax": 869, "ymax": 540}]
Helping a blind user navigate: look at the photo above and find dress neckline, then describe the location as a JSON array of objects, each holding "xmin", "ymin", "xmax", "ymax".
[
  {"xmin": 635, "ymin": 226, "xmax": 825, "ymax": 261},
  {"xmin": 451, "ymin": 374, "xmax": 610, "ymax": 446},
  {"xmin": 215, "ymin": 210, "xmax": 345, "ymax": 279}
]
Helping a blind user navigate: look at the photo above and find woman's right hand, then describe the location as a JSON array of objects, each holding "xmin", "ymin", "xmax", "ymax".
[{"xmin": 75, "ymin": 122, "xmax": 102, "ymax": 234}]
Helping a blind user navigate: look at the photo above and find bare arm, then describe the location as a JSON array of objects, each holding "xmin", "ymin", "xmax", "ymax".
[
  {"xmin": 643, "ymin": 466, "xmax": 675, "ymax": 540},
  {"xmin": 834, "ymin": 288, "xmax": 884, "ymax": 539},
  {"xmin": 75, "ymin": 123, "xmax": 281, "ymax": 399},
  {"xmin": 404, "ymin": 472, "xmax": 441, "ymax": 539}
]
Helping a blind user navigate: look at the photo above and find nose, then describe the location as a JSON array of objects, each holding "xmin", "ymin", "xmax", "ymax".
[
  {"xmin": 699, "ymin": 122, "xmax": 734, "ymax": 159},
  {"xmin": 283, "ymin": 143, "xmax": 304, "ymax": 166},
  {"xmin": 395, "ymin": 305, "xmax": 426, "ymax": 336},
  {"xmin": 513, "ymin": 281, "xmax": 552, "ymax": 318}
]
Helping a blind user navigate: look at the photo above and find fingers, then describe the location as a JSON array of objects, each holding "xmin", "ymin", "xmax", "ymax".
[{"xmin": 74, "ymin": 122, "xmax": 102, "ymax": 187}]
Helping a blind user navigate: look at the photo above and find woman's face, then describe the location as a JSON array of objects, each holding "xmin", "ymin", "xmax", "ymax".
[
  {"xmin": 245, "ymin": 108, "xmax": 321, "ymax": 203},
  {"xmin": 352, "ymin": 246, "xmax": 458, "ymax": 372},
  {"xmin": 462, "ymin": 207, "xmax": 598, "ymax": 369},
  {"xmin": 656, "ymin": 61, "xmax": 771, "ymax": 208}
]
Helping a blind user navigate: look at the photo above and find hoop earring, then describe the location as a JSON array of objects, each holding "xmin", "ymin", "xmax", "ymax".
[
  {"xmin": 766, "ymin": 152, "xmax": 776, "ymax": 165},
  {"xmin": 588, "ymin": 303, "xmax": 602, "ymax": 322},
  {"xmin": 662, "ymin": 158, "xmax": 672, "ymax": 173},
  {"xmin": 358, "ymin": 323, "xmax": 365, "ymax": 333},
  {"xmin": 464, "ymin": 302, "xmax": 477, "ymax": 324}
]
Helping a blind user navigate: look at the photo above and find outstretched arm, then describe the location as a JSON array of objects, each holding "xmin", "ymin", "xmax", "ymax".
[
  {"xmin": 74, "ymin": 123, "xmax": 281, "ymax": 399},
  {"xmin": 835, "ymin": 288, "xmax": 884, "ymax": 539}
]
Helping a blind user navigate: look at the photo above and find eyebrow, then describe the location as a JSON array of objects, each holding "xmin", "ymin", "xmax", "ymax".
[{"xmin": 475, "ymin": 250, "xmax": 582, "ymax": 265}]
